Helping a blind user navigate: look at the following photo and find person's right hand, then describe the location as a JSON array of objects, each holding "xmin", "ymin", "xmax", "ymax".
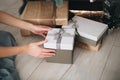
[
  {"xmin": 23, "ymin": 40, "xmax": 56, "ymax": 58},
  {"xmin": 30, "ymin": 25, "xmax": 51, "ymax": 38}
]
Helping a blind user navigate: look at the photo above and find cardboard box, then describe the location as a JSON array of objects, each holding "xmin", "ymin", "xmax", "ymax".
[
  {"xmin": 44, "ymin": 28, "xmax": 75, "ymax": 64},
  {"xmin": 72, "ymin": 16, "xmax": 108, "ymax": 46},
  {"xmin": 76, "ymin": 39, "xmax": 102, "ymax": 51},
  {"xmin": 21, "ymin": 1, "xmax": 68, "ymax": 25},
  {"xmin": 70, "ymin": 10, "xmax": 104, "ymax": 22},
  {"xmin": 20, "ymin": 1, "xmax": 68, "ymax": 36}
]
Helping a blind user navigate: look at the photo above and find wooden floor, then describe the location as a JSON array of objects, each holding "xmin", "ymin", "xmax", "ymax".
[{"xmin": 0, "ymin": 0, "xmax": 120, "ymax": 80}]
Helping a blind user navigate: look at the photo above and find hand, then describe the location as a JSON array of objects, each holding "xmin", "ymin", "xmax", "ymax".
[
  {"xmin": 31, "ymin": 25, "xmax": 52, "ymax": 37},
  {"xmin": 23, "ymin": 40, "xmax": 55, "ymax": 58}
]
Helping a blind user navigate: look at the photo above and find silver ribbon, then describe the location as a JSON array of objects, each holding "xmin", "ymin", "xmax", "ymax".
[
  {"xmin": 55, "ymin": 29, "xmax": 63, "ymax": 49},
  {"xmin": 54, "ymin": 28, "xmax": 73, "ymax": 49},
  {"xmin": 70, "ymin": 19, "xmax": 80, "ymax": 36}
]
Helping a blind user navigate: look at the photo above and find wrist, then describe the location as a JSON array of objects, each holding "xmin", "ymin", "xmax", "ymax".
[
  {"xmin": 18, "ymin": 45, "xmax": 28, "ymax": 54},
  {"xmin": 24, "ymin": 22, "xmax": 34, "ymax": 31}
]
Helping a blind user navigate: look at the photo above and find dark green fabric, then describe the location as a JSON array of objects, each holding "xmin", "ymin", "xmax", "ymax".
[
  {"xmin": 103, "ymin": 0, "xmax": 120, "ymax": 29},
  {"xmin": 54, "ymin": 0, "xmax": 63, "ymax": 7},
  {"xmin": 46, "ymin": 0, "xmax": 63, "ymax": 7},
  {"xmin": 19, "ymin": 0, "xmax": 63, "ymax": 15},
  {"xmin": 0, "ymin": 31, "xmax": 20, "ymax": 80}
]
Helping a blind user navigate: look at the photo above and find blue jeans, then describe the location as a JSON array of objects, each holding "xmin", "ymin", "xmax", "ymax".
[{"xmin": 0, "ymin": 31, "xmax": 20, "ymax": 80}]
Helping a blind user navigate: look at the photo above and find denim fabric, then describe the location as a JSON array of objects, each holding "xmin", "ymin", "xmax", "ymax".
[{"xmin": 0, "ymin": 31, "xmax": 20, "ymax": 80}]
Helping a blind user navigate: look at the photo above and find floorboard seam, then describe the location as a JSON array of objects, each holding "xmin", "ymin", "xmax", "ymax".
[
  {"xmin": 26, "ymin": 59, "xmax": 44, "ymax": 80},
  {"xmin": 99, "ymin": 44, "xmax": 114, "ymax": 80},
  {"xmin": 58, "ymin": 64, "xmax": 73, "ymax": 80}
]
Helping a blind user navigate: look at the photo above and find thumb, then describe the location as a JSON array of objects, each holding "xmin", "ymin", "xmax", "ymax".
[
  {"xmin": 40, "ymin": 26, "xmax": 52, "ymax": 31},
  {"xmin": 34, "ymin": 40, "xmax": 47, "ymax": 46},
  {"xmin": 40, "ymin": 28, "xmax": 51, "ymax": 32}
]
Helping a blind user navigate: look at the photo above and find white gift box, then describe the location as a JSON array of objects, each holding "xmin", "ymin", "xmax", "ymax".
[
  {"xmin": 44, "ymin": 28, "xmax": 75, "ymax": 64},
  {"xmin": 44, "ymin": 28, "xmax": 75, "ymax": 50},
  {"xmin": 70, "ymin": 16, "xmax": 108, "ymax": 46}
]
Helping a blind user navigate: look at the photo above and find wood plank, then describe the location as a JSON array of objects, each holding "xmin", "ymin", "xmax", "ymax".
[
  {"xmin": 27, "ymin": 45, "xmax": 81, "ymax": 80},
  {"xmin": 113, "ymin": 30, "xmax": 120, "ymax": 47},
  {"xmin": 15, "ymin": 54, "xmax": 43, "ymax": 80},
  {"xmin": 101, "ymin": 46, "xmax": 120, "ymax": 80},
  {"xmin": 28, "ymin": 60, "xmax": 71, "ymax": 80},
  {"xmin": 60, "ymin": 31, "xmax": 117, "ymax": 80}
]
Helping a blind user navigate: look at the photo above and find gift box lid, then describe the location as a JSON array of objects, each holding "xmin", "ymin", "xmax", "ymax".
[
  {"xmin": 72, "ymin": 16, "xmax": 108, "ymax": 41},
  {"xmin": 44, "ymin": 28, "xmax": 75, "ymax": 50}
]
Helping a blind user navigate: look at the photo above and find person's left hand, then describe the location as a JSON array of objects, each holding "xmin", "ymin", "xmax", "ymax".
[{"xmin": 31, "ymin": 25, "xmax": 52, "ymax": 38}]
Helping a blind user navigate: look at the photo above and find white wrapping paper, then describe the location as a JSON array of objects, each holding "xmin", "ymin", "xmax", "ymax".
[
  {"xmin": 44, "ymin": 28, "xmax": 75, "ymax": 50},
  {"xmin": 72, "ymin": 16, "xmax": 108, "ymax": 41}
]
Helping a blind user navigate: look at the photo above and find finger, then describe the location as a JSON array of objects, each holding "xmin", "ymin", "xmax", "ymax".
[
  {"xmin": 34, "ymin": 40, "xmax": 47, "ymax": 46},
  {"xmin": 37, "ymin": 33, "xmax": 46, "ymax": 38},
  {"xmin": 44, "ymin": 55, "xmax": 55, "ymax": 58},
  {"xmin": 42, "ymin": 52, "xmax": 55, "ymax": 56},
  {"xmin": 36, "ymin": 31, "xmax": 47, "ymax": 37},
  {"xmin": 41, "ymin": 33, "xmax": 46, "ymax": 38},
  {"xmin": 40, "ymin": 52, "xmax": 55, "ymax": 57},
  {"xmin": 40, "ymin": 26, "xmax": 52, "ymax": 31},
  {"xmin": 42, "ymin": 48, "xmax": 56, "ymax": 53},
  {"xmin": 43, "ymin": 31, "xmax": 48, "ymax": 34},
  {"xmin": 39, "ymin": 55, "xmax": 54, "ymax": 58},
  {"xmin": 38, "ymin": 52, "xmax": 55, "ymax": 58}
]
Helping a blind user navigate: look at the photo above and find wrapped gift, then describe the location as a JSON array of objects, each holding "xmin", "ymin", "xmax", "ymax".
[
  {"xmin": 21, "ymin": 1, "xmax": 68, "ymax": 25},
  {"xmin": 70, "ymin": 10, "xmax": 104, "ymax": 22},
  {"xmin": 20, "ymin": 1, "xmax": 68, "ymax": 36},
  {"xmin": 44, "ymin": 28, "xmax": 75, "ymax": 64},
  {"xmin": 66, "ymin": 16, "xmax": 108, "ymax": 46},
  {"xmin": 76, "ymin": 38, "xmax": 102, "ymax": 51}
]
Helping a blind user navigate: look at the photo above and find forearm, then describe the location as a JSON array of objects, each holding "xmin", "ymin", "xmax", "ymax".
[
  {"xmin": 0, "ymin": 11, "xmax": 33, "ymax": 31},
  {"xmin": 0, "ymin": 46, "xmax": 26, "ymax": 58},
  {"xmin": 0, "ymin": 40, "xmax": 56, "ymax": 58}
]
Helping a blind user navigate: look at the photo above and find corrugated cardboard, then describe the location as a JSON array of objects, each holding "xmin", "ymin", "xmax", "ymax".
[
  {"xmin": 20, "ymin": 1, "xmax": 68, "ymax": 36},
  {"xmin": 21, "ymin": 1, "xmax": 68, "ymax": 25}
]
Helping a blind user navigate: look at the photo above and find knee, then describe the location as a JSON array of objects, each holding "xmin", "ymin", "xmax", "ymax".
[
  {"xmin": 0, "ymin": 31, "xmax": 16, "ymax": 46},
  {"xmin": 0, "ymin": 30, "xmax": 11, "ymax": 37},
  {"xmin": 0, "ymin": 31, "xmax": 13, "ymax": 40}
]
